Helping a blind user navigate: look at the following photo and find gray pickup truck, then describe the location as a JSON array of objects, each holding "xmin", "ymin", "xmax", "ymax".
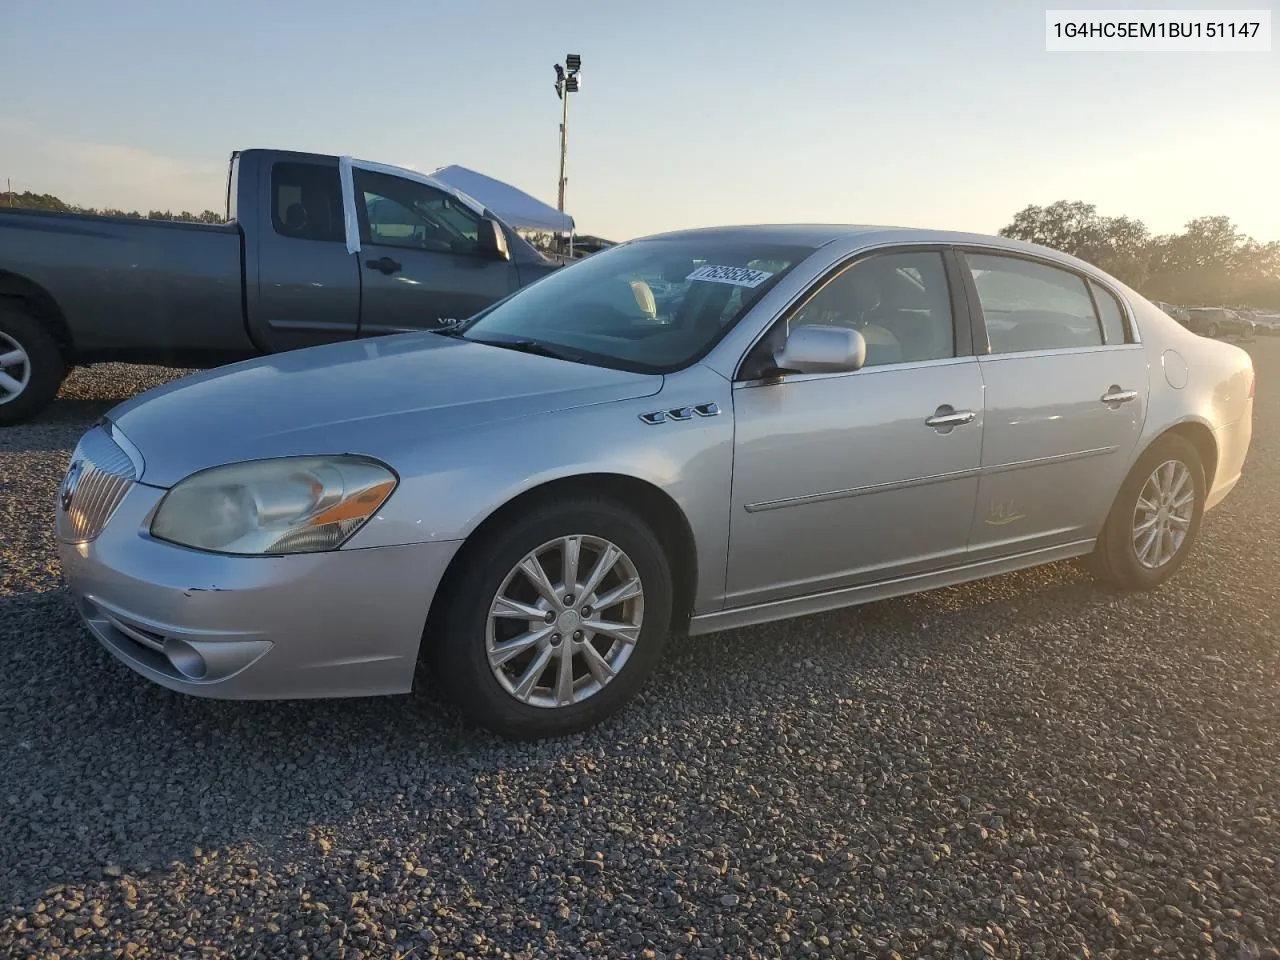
[{"xmin": 0, "ymin": 149, "xmax": 562, "ymax": 423}]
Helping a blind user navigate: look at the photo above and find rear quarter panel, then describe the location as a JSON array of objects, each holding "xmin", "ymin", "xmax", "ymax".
[{"xmin": 1124, "ymin": 291, "xmax": 1254, "ymax": 504}]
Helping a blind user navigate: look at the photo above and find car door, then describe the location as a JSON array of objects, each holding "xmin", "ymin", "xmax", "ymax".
[
  {"xmin": 251, "ymin": 157, "xmax": 363, "ymax": 352},
  {"xmin": 724, "ymin": 248, "xmax": 985, "ymax": 609},
  {"xmin": 958, "ymin": 250, "xmax": 1149, "ymax": 559},
  {"xmin": 352, "ymin": 168, "xmax": 521, "ymax": 333}
]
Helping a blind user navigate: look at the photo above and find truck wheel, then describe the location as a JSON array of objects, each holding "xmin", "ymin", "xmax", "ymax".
[
  {"xmin": 428, "ymin": 496, "xmax": 673, "ymax": 739},
  {"xmin": 1084, "ymin": 434, "xmax": 1205, "ymax": 591},
  {"xmin": 0, "ymin": 305, "xmax": 66, "ymax": 425}
]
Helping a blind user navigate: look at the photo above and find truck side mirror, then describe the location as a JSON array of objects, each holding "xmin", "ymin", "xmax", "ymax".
[{"xmin": 476, "ymin": 217, "xmax": 510, "ymax": 261}]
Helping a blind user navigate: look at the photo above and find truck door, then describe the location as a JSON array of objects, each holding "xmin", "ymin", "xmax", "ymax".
[
  {"xmin": 351, "ymin": 168, "xmax": 521, "ymax": 333},
  {"xmin": 251, "ymin": 157, "xmax": 362, "ymax": 352}
]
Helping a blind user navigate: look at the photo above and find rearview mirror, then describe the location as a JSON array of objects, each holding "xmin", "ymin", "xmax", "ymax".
[
  {"xmin": 476, "ymin": 216, "xmax": 510, "ymax": 261},
  {"xmin": 774, "ymin": 324, "xmax": 866, "ymax": 375},
  {"xmin": 662, "ymin": 260, "xmax": 695, "ymax": 282}
]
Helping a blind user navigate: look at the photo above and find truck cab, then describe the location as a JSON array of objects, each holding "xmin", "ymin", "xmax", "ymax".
[
  {"xmin": 0, "ymin": 148, "xmax": 562, "ymax": 423},
  {"xmin": 233, "ymin": 149, "xmax": 560, "ymax": 354}
]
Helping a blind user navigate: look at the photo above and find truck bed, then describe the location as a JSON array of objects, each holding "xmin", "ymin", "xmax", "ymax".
[{"xmin": 0, "ymin": 208, "xmax": 254, "ymax": 362}]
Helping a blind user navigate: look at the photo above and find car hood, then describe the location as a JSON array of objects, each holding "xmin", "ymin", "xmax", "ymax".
[{"xmin": 109, "ymin": 333, "xmax": 663, "ymax": 487}]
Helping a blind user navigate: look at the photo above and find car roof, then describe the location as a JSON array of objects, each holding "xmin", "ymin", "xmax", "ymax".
[{"xmin": 629, "ymin": 223, "xmax": 1088, "ymax": 262}]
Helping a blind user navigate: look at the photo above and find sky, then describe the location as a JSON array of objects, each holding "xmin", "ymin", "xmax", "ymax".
[{"xmin": 1, "ymin": 0, "xmax": 1277, "ymax": 242}]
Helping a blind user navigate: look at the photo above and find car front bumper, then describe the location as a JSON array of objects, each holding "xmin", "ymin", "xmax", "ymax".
[{"xmin": 58, "ymin": 482, "xmax": 461, "ymax": 699}]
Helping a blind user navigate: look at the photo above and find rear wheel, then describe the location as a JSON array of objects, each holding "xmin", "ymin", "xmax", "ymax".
[
  {"xmin": 0, "ymin": 305, "xmax": 66, "ymax": 425},
  {"xmin": 429, "ymin": 496, "xmax": 673, "ymax": 739},
  {"xmin": 1205, "ymin": 321, "xmax": 1220, "ymax": 338},
  {"xmin": 1086, "ymin": 434, "xmax": 1205, "ymax": 591}
]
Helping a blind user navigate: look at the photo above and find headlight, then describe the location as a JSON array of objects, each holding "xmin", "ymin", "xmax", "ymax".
[{"xmin": 150, "ymin": 456, "xmax": 397, "ymax": 555}]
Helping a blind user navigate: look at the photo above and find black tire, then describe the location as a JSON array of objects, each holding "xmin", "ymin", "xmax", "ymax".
[
  {"xmin": 0, "ymin": 304, "xmax": 66, "ymax": 425},
  {"xmin": 1206, "ymin": 322, "xmax": 1220, "ymax": 338},
  {"xmin": 1085, "ymin": 433, "xmax": 1206, "ymax": 591},
  {"xmin": 428, "ymin": 496, "xmax": 674, "ymax": 739}
]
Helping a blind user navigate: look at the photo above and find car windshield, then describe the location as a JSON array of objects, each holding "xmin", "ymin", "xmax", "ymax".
[{"xmin": 456, "ymin": 238, "xmax": 817, "ymax": 373}]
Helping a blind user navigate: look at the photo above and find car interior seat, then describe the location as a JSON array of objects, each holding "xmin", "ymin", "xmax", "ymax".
[
  {"xmin": 822, "ymin": 268, "xmax": 903, "ymax": 365},
  {"xmin": 997, "ymin": 310, "xmax": 1094, "ymax": 351},
  {"xmin": 283, "ymin": 203, "xmax": 308, "ymax": 235}
]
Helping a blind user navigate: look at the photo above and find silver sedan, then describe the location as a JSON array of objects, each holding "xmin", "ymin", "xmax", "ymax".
[{"xmin": 56, "ymin": 226, "xmax": 1255, "ymax": 738}]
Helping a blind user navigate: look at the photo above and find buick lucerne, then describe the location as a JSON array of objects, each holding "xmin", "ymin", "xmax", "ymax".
[{"xmin": 55, "ymin": 226, "xmax": 1255, "ymax": 738}]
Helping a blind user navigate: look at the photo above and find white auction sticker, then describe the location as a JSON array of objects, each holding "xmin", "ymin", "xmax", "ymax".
[{"xmin": 685, "ymin": 264, "xmax": 774, "ymax": 288}]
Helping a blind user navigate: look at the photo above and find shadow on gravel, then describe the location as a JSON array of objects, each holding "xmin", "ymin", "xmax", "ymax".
[
  {"xmin": 0, "ymin": 401, "xmax": 120, "ymax": 452},
  {"xmin": 0, "ymin": 562, "xmax": 1115, "ymax": 907}
]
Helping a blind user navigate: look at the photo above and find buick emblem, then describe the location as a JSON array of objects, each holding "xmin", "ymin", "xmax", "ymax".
[{"xmin": 60, "ymin": 459, "xmax": 84, "ymax": 512}]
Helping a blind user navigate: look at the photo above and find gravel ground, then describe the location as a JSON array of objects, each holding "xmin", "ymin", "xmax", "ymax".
[{"xmin": 1, "ymin": 350, "xmax": 1279, "ymax": 960}]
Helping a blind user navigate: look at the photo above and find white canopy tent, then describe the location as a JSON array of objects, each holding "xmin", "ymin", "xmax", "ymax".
[{"xmin": 430, "ymin": 164, "xmax": 574, "ymax": 236}]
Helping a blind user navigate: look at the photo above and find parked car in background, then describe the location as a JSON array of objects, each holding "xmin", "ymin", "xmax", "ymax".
[
  {"xmin": 1251, "ymin": 313, "xmax": 1280, "ymax": 335},
  {"xmin": 1229, "ymin": 310, "xmax": 1256, "ymax": 339},
  {"xmin": 0, "ymin": 149, "xmax": 561, "ymax": 424},
  {"xmin": 55, "ymin": 225, "xmax": 1255, "ymax": 738},
  {"xmin": 1153, "ymin": 301, "xmax": 1190, "ymax": 326},
  {"xmin": 1183, "ymin": 307, "xmax": 1254, "ymax": 340}
]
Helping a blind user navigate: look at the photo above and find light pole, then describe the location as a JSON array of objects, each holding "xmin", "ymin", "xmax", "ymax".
[{"xmin": 553, "ymin": 54, "xmax": 581, "ymax": 256}]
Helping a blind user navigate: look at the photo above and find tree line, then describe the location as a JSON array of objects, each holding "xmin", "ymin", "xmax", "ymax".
[
  {"xmin": 1000, "ymin": 201, "xmax": 1279, "ymax": 309},
  {"xmin": 3, "ymin": 189, "xmax": 224, "ymax": 224}
]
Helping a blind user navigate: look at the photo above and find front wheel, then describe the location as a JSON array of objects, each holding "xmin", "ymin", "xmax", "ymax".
[
  {"xmin": 1086, "ymin": 434, "xmax": 1205, "ymax": 591},
  {"xmin": 1205, "ymin": 322, "xmax": 1220, "ymax": 338},
  {"xmin": 428, "ymin": 497, "xmax": 673, "ymax": 739}
]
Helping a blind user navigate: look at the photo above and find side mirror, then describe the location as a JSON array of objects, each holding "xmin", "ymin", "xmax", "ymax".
[
  {"xmin": 773, "ymin": 324, "xmax": 866, "ymax": 375},
  {"xmin": 476, "ymin": 216, "xmax": 510, "ymax": 261}
]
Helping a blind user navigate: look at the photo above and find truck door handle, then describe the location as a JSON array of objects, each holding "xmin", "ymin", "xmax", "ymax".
[
  {"xmin": 365, "ymin": 256, "xmax": 402, "ymax": 275},
  {"xmin": 1100, "ymin": 387, "xmax": 1138, "ymax": 405},
  {"xmin": 924, "ymin": 405, "xmax": 977, "ymax": 429}
]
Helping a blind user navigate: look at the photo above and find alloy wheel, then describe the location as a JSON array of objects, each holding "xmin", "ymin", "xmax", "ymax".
[
  {"xmin": 1131, "ymin": 459, "xmax": 1195, "ymax": 569},
  {"xmin": 0, "ymin": 332, "xmax": 31, "ymax": 405},
  {"xmin": 486, "ymin": 535, "xmax": 645, "ymax": 709}
]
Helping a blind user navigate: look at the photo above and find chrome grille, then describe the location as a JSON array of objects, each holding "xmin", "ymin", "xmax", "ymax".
[{"xmin": 57, "ymin": 426, "xmax": 137, "ymax": 543}]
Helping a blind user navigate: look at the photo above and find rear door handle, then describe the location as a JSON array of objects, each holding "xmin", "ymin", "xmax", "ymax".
[
  {"xmin": 925, "ymin": 406, "xmax": 977, "ymax": 429},
  {"xmin": 365, "ymin": 256, "xmax": 402, "ymax": 275},
  {"xmin": 1100, "ymin": 387, "xmax": 1138, "ymax": 404}
]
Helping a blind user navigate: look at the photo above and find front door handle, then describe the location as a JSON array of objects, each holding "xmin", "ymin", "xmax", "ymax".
[
  {"xmin": 924, "ymin": 405, "xmax": 977, "ymax": 429},
  {"xmin": 365, "ymin": 256, "xmax": 402, "ymax": 275},
  {"xmin": 1100, "ymin": 387, "xmax": 1138, "ymax": 405}
]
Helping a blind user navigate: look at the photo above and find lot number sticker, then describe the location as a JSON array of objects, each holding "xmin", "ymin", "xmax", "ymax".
[{"xmin": 686, "ymin": 264, "xmax": 774, "ymax": 288}]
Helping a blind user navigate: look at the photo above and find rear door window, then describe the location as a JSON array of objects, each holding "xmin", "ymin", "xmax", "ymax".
[
  {"xmin": 270, "ymin": 162, "xmax": 344, "ymax": 243},
  {"xmin": 963, "ymin": 254, "xmax": 1103, "ymax": 353},
  {"xmin": 1089, "ymin": 281, "xmax": 1130, "ymax": 344}
]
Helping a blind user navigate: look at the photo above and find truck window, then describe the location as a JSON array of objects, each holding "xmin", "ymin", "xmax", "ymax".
[
  {"xmin": 354, "ymin": 169, "xmax": 484, "ymax": 256},
  {"xmin": 271, "ymin": 162, "xmax": 344, "ymax": 243}
]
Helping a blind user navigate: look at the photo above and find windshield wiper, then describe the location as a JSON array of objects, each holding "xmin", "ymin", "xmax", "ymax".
[{"xmin": 466, "ymin": 336, "xmax": 583, "ymax": 363}]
